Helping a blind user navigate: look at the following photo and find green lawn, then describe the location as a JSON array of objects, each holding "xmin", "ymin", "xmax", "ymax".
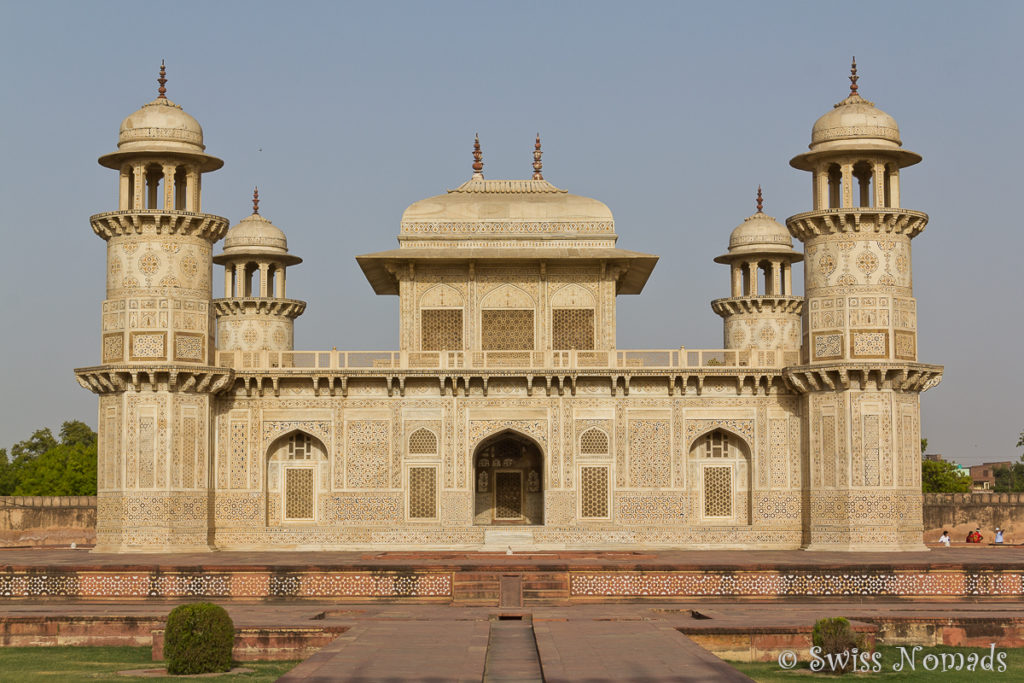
[
  {"xmin": 729, "ymin": 645, "xmax": 1021, "ymax": 682},
  {"xmin": 0, "ymin": 646, "xmax": 299, "ymax": 683}
]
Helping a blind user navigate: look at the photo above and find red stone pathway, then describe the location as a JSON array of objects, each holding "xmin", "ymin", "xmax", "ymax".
[{"xmin": 534, "ymin": 620, "xmax": 751, "ymax": 682}]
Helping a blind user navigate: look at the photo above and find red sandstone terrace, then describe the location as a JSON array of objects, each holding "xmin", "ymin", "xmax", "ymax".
[{"xmin": 2, "ymin": 548, "xmax": 1023, "ymax": 601}]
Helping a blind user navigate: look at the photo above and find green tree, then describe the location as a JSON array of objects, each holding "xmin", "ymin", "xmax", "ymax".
[
  {"xmin": 921, "ymin": 437, "xmax": 928, "ymax": 455},
  {"xmin": 993, "ymin": 458, "xmax": 1024, "ymax": 493},
  {"xmin": 921, "ymin": 459, "xmax": 971, "ymax": 493},
  {"xmin": 1, "ymin": 421, "xmax": 98, "ymax": 495}
]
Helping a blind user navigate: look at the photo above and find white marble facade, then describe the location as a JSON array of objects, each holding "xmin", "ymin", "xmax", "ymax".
[{"xmin": 77, "ymin": 65, "xmax": 941, "ymax": 552}]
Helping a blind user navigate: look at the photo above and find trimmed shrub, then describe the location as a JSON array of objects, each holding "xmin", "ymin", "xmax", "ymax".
[
  {"xmin": 164, "ymin": 602, "xmax": 235, "ymax": 675},
  {"xmin": 811, "ymin": 617, "xmax": 861, "ymax": 674}
]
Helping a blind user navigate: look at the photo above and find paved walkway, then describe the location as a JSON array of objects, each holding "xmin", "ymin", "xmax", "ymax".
[
  {"xmin": 535, "ymin": 620, "xmax": 751, "ymax": 682},
  {"xmin": 276, "ymin": 611, "xmax": 751, "ymax": 682},
  {"xmin": 278, "ymin": 619, "xmax": 489, "ymax": 682}
]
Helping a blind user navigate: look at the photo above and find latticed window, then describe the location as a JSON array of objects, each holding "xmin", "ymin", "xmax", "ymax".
[
  {"xmin": 704, "ymin": 431, "xmax": 729, "ymax": 458},
  {"xmin": 408, "ymin": 467, "xmax": 436, "ymax": 519},
  {"xmin": 580, "ymin": 428, "xmax": 609, "ymax": 455},
  {"xmin": 284, "ymin": 467, "xmax": 314, "ymax": 520},
  {"xmin": 421, "ymin": 309, "xmax": 463, "ymax": 350},
  {"xmin": 482, "ymin": 309, "xmax": 534, "ymax": 350},
  {"xmin": 288, "ymin": 433, "xmax": 313, "ymax": 460},
  {"xmin": 580, "ymin": 466, "xmax": 609, "ymax": 518},
  {"xmin": 552, "ymin": 308, "xmax": 595, "ymax": 350},
  {"xmin": 408, "ymin": 428, "xmax": 438, "ymax": 455},
  {"xmin": 494, "ymin": 471, "xmax": 523, "ymax": 519},
  {"xmin": 703, "ymin": 466, "xmax": 732, "ymax": 517}
]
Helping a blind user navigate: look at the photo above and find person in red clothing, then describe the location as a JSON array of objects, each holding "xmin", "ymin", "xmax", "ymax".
[{"xmin": 966, "ymin": 527, "xmax": 983, "ymax": 543}]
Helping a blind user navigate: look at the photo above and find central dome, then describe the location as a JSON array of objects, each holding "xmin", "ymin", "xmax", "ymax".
[{"xmin": 400, "ymin": 178, "xmax": 613, "ymax": 227}]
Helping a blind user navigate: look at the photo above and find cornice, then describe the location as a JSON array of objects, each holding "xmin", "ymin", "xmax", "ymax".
[
  {"xmin": 223, "ymin": 366, "xmax": 792, "ymax": 399},
  {"xmin": 89, "ymin": 210, "xmax": 229, "ymax": 242},
  {"xmin": 785, "ymin": 208, "xmax": 928, "ymax": 242}
]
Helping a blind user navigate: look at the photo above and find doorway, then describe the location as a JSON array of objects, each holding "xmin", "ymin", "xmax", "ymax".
[{"xmin": 473, "ymin": 431, "xmax": 544, "ymax": 525}]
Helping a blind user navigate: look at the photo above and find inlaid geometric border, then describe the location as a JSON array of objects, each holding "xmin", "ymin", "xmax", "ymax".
[
  {"xmin": 0, "ymin": 571, "xmax": 452, "ymax": 600},
  {"xmin": 569, "ymin": 571, "xmax": 1024, "ymax": 599},
  {"xmin": 2, "ymin": 568, "xmax": 1021, "ymax": 601}
]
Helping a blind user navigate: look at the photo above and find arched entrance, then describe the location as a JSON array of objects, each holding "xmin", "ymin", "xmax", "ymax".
[
  {"xmin": 473, "ymin": 431, "xmax": 544, "ymax": 525},
  {"xmin": 266, "ymin": 430, "xmax": 327, "ymax": 526},
  {"xmin": 687, "ymin": 428, "xmax": 752, "ymax": 525}
]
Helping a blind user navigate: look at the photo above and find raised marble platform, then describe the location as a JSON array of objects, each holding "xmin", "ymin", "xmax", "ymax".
[{"xmin": 1, "ymin": 548, "xmax": 1022, "ymax": 603}]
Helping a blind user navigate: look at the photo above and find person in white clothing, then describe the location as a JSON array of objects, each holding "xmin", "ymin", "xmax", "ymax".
[{"xmin": 939, "ymin": 530, "xmax": 951, "ymax": 547}]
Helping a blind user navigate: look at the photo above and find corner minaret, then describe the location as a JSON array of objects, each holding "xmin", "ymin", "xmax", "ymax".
[
  {"xmin": 711, "ymin": 187, "xmax": 803, "ymax": 359},
  {"xmin": 75, "ymin": 64, "xmax": 232, "ymax": 552},
  {"xmin": 213, "ymin": 189, "xmax": 305, "ymax": 353},
  {"xmin": 785, "ymin": 59, "xmax": 943, "ymax": 551}
]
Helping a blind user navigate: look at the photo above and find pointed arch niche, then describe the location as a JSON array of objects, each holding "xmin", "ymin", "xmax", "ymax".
[
  {"xmin": 267, "ymin": 430, "xmax": 328, "ymax": 526},
  {"xmin": 687, "ymin": 428, "xmax": 751, "ymax": 525},
  {"xmin": 550, "ymin": 284, "xmax": 596, "ymax": 350},
  {"xmin": 419, "ymin": 284, "xmax": 465, "ymax": 351},
  {"xmin": 473, "ymin": 430, "xmax": 544, "ymax": 525}
]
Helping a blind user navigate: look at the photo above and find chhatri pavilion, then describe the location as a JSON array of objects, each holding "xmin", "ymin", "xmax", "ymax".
[{"xmin": 75, "ymin": 61, "xmax": 942, "ymax": 553}]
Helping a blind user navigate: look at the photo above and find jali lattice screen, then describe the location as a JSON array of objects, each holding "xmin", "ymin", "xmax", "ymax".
[
  {"xmin": 482, "ymin": 310, "xmax": 534, "ymax": 350},
  {"xmin": 552, "ymin": 308, "xmax": 595, "ymax": 350},
  {"xmin": 284, "ymin": 468, "xmax": 314, "ymax": 520},
  {"xmin": 703, "ymin": 466, "xmax": 732, "ymax": 518},
  {"xmin": 408, "ymin": 467, "xmax": 437, "ymax": 519},
  {"xmin": 580, "ymin": 466, "xmax": 609, "ymax": 518},
  {"xmin": 421, "ymin": 309, "xmax": 463, "ymax": 350}
]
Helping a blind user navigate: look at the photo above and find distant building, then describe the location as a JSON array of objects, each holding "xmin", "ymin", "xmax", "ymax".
[
  {"xmin": 970, "ymin": 462, "xmax": 1013, "ymax": 490},
  {"xmin": 923, "ymin": 453, "xmax": 943, "ymax": 462}
]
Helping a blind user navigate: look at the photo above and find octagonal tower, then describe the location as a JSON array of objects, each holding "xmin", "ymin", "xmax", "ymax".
[
  {"xmin": 784, "ymin": 60, "xmax": 942, "ymax": 551},
  {"xmin": 213, "ymin": 189, "xmax": 305, "ymax": 354},
  {"xmin": 712, "ymin": 188, "xmax": 803, "ymax": 362},
  {"xmin": 75, "ymin": 64, "xmax": 232, "ymax": 552}
]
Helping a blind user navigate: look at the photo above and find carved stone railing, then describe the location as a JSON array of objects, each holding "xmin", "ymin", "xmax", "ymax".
[{"xmin": 214, "ymin": 348, "xmax": 801, "ymax": 372}]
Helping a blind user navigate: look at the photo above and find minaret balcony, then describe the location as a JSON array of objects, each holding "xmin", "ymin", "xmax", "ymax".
[
  {"xmin": 711, "ymin": 296, "xmax": 803, "ymax": 317},
  {"xmin": 89, "ymin": 209, "xmax": 229, "ymax": 241},
  {"xmin": 213, "ymin": 298, "xmax": 307, "ymax": 319},
  {"xmin": 786, "ymin": 207, "xmax": 927, "ymax": 241}
]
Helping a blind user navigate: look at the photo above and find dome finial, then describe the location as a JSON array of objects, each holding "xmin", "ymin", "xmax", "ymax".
[
  {"xmin": 157, "ymin": 59, "xmax": 168, "ymax": 99},
  {"xmin": 532, "ymin": 133, "xmax": 543, "ymax": 180},
  {"xmin": 756, "ymin": 185, "xmax": 764, "ymax": 213},
  {"xmin": 849, "ymin": 56, "xmax": 859, "ymax": 96},
  {"xmin": 472, "ymin": 133, "xmax": 484, "ymax": 179},
  {"xmin": 252, "ymin": 187, "xmax": 260, "ymax": 215}
]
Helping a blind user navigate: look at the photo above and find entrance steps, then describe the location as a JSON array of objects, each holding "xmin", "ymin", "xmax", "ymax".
[{"xmin": 482, "ymin": 528, "xmax": 536, "ymax": 551}]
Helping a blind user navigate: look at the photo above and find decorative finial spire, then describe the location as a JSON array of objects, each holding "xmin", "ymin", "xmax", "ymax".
[
  {"xmin": 252, "ymin": 187, "xmax": 260, "ymax": 215},
  {"xmin": 157, "ymin": 60, "xmax": 167, "ymax": 99},
  {"xmin": 532, "ymin": 133, "xmax": 544, "ymax": 180},
  {"xmin": 849, "ymin": 56, "xmax": 859, "ymax": 95},
  {"xmin": 472, "ymin": 133, "xmax": 484, "ymax": 179},
  {"xmin": 756, "ymin": 185, "xmax": 763, "ymax": 213}
]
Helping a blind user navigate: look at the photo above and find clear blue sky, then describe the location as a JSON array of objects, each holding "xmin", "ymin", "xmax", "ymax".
[{"xmin": 1, "ymin": 1, "xmax": 1021, "ymax": 465}]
